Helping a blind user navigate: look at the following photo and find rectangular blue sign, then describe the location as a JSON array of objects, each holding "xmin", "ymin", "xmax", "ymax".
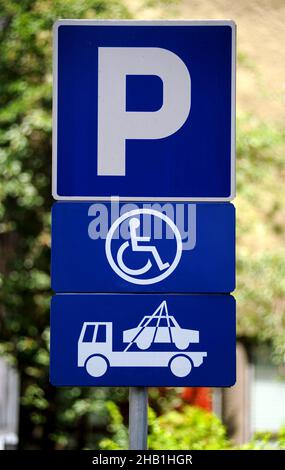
[
  {"xmin": 51, "ymin": 202, "xmax": 235, "ymax": 293},
  {"xmin": 50, "ymin": 294, "xmax": 236, "ymax": 387},
  {"xmin": 53, "ymin": 20, "xmax": 236, "ymax": 201}
]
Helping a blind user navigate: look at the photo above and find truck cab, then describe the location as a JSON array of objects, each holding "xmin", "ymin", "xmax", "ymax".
[{"xmin": 78, "ymin": 322, "xmax": 112, "ymax": 367}]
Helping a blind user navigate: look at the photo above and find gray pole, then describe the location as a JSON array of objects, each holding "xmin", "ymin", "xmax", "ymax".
[{"xmin": 129, "ymin": 387, "xmax": 148, "ymax": 450}]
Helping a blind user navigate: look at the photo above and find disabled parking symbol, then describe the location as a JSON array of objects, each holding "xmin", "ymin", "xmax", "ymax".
[{"xmin": 105, "ymin": 209, "xmax": 182, "ymax": 285}]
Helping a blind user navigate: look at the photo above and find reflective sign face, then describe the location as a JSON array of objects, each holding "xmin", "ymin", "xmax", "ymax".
[
  {"xmin": 50, "ymin": 294, "xmax": 236, "ymax": 387},
  {"xmin": 53, "ymin": 20, "xmax": 236, "ymax": 201},
  {"xmin": 51, "ymin": 202, "xmax": 235, "ymax": 293}
]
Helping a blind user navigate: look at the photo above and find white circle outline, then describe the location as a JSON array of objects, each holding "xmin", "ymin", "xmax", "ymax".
[{"xmin": 105, "ymin": 208, "xmax": 182, "ymax": 285}]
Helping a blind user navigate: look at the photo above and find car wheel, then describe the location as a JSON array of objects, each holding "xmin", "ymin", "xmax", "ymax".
[
  {"xmin": 136, "ymin": 338, "xmax": 152, "ymax": 350},
  {"xmin": 174, "ymin": 339, "xmax": 190, "ymax": 350}
]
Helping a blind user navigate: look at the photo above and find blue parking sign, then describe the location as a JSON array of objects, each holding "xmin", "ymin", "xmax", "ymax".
[
  {"xmin": 53, "ymin": 20, "xmax": 236, "ymax": 201},
  {"xmin": 50, "ymin": 294, "xmax": 236, "ymax": 387}
]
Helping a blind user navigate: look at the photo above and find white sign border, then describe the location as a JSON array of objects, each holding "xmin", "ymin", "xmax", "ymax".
[{"xmin": 52, "ymin": 19, "xmax": 236, "ymax": 202}]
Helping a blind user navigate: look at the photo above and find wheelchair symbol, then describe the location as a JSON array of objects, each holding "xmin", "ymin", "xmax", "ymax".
[{"xmin": 105, "ymin": 209, "xmax": 182, "ymax": 285}]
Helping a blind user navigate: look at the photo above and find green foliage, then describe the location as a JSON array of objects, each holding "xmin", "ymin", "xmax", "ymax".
[
  {"xmin": 236, "ymin": 115, "xmax": 285, "ymax": 361},
  {"xmin": 148, "ymin": 406, "xmax": 229, "ymax": 450},
  {"xmin": 100, "ymin": 405, "xmax": 230, "ymax": 450},
  {"xmin": 99, "ymin": 402, "xmax": 129, "ymax": 450},
  {"xmin": 239, "ymin": 428, "xmax": 285, "ymax": 450},
  {"xmin": 100, "ymin": 402, "xmax": 285, "ymax": 451}
]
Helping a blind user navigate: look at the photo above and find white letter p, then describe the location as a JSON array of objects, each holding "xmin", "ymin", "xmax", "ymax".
[{"xmin": 97, "ymin": 47, "xmax": 191, "ymax": 176}]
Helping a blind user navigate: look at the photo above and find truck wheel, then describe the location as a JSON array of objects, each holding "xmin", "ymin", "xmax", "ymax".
[
  {"xmin": 86, "ymin": 355, "xmax": 108, "ymax": 378},
  {"xmin": 169, "ymin": 355, "xmax": 192, "ymax": 377}
]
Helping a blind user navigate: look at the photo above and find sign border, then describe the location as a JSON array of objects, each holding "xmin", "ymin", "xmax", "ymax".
[{"xmin": 52, "ymin": 19, "xmax": 236, "ymax": 202}]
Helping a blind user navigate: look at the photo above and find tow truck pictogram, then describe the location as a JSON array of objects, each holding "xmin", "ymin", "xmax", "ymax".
[{"xmin": 78, "ymin": 301, "xmax": 207, "ymax": 378}]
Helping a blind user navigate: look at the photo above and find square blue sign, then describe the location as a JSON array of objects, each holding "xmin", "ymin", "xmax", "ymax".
[{"xmin": 53, "ymin": 20, "xmax": 236, "ymax": 201}]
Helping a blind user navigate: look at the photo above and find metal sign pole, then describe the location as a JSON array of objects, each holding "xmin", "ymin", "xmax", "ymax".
[{"xmin": 129, "ymin": 387, "xmax": 148, "ymax": 450}]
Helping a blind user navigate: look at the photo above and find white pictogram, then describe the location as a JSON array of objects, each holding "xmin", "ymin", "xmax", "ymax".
[
  {"xmin": 77, "ymin": 301, "xmax": 207, "ymax": 378},
  {"xmin": 105, "ymin": 209, "xmax": 182, "ymax": 285}
]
